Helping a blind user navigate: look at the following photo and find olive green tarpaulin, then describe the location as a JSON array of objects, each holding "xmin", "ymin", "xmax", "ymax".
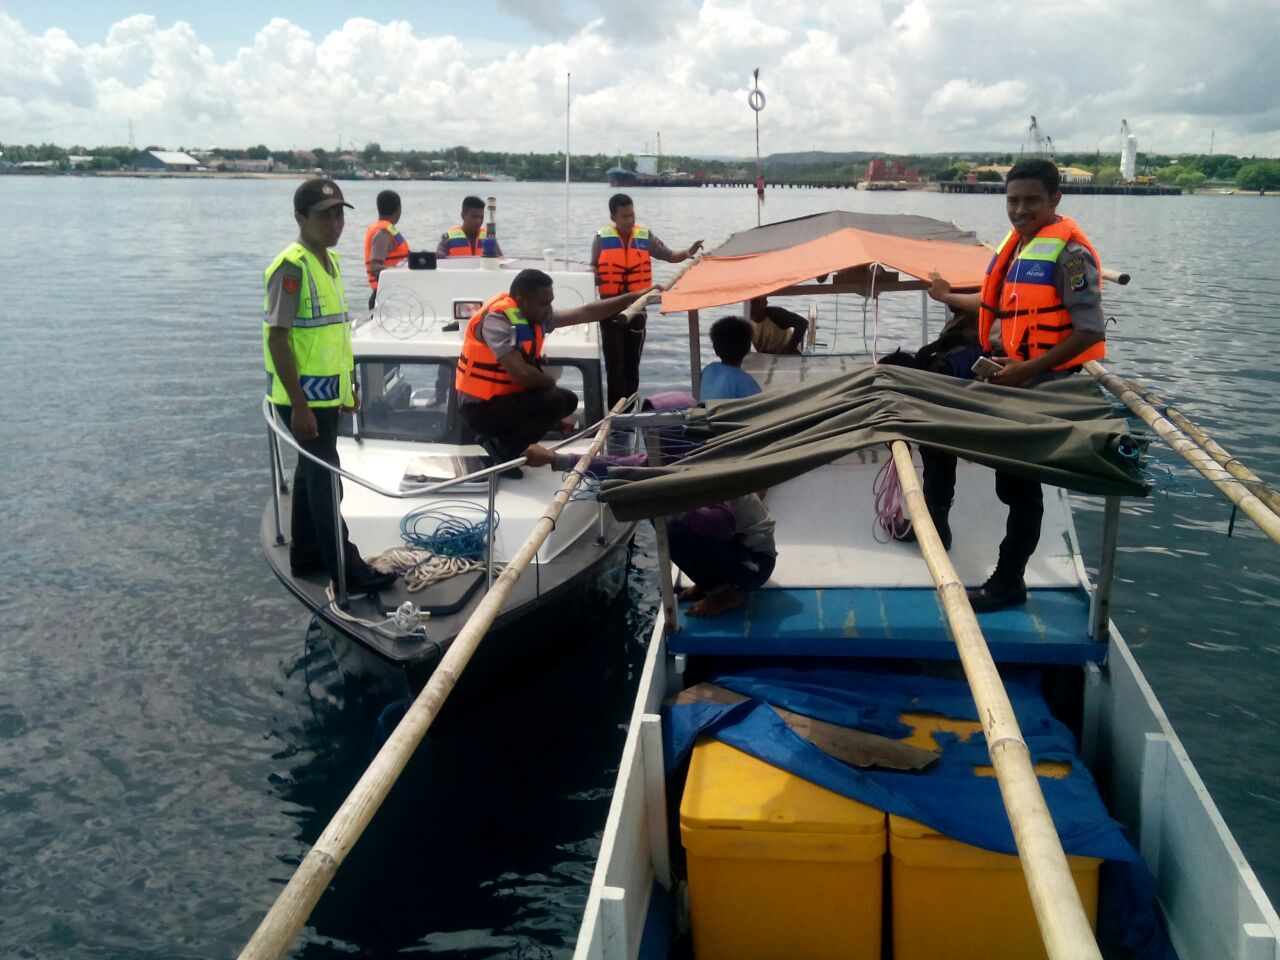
[{"xmin": 599, "ymin": 365, "xmax": 1149, "ymax": 521}]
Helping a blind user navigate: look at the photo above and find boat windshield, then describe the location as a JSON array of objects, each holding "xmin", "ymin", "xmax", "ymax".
[
  {"xmin": 348, "ymin": 357, "xmax": 598, "ymax": 444},
  {"xmin": 354, "ymin": 358, "xmax": 457, "ymax": 443}
]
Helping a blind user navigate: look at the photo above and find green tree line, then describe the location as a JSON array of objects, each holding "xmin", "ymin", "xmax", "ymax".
[{"xmin": 5, "ymin": 140, "xmax": 1279, "ymax": 191}]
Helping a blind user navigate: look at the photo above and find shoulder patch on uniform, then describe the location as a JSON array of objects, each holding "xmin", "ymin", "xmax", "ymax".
[
  {"xmin": 1069, "ymin": 272, "xmax": 1087, "ymax": 292},
  {"xmin": 1062, "ymin": 253, "xmax": 1085, "ymax": 274},
  {"xmin": 282, "ymin": 275, "xmax": 300, "ymax": 295}
]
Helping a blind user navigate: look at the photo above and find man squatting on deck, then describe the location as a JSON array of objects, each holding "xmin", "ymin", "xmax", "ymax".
[
  {"xmin": 264, "ymin": 178, "xmax": 397, "ymax": 592},
  {"xmin": 454, "ymin": 269, "xmax": 651, "ymax": 478},
  {"xmin": 924, "ymin": 158, "xmax": 1106, "ymax": 613},
  {"xmin": 592, "ymin": 193, "xmax": 703, "ymax": 408}
]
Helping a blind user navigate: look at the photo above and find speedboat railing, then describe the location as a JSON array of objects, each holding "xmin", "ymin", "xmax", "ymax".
[
  {"xmin": 263, "ymin": 396, "xmax": 632, "ymax": 608},
  {"xmin": 241, "ymin": 401, "xmax": 626, "ymax": 960}
]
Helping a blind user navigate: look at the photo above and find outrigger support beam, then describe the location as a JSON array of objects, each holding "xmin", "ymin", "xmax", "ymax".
[
  {"xmin": 1086, "ymin": 360, "xmax": 1280, "ymax": 546},
  {"xmin": 891, "ymin": 441, "xmax": 1104, "ymax": 960}
]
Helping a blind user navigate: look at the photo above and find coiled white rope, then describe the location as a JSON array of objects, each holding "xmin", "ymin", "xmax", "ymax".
[{"xmin": 367, "ymin": 547, "xmax": 504, "ymax": 592}]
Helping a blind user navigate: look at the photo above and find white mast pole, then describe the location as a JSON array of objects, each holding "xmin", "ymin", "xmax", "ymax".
[{"xmin": 565, "ymin": 72, "xmax": 571, "ymax": 270}]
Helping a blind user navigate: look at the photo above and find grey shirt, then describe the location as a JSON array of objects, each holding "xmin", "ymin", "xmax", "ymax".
[
  {"xmin": 368, "ymin": 229, "xmax": 397, "ymax": 274},
  {"xmin": 457, "ymin": 309, "xmax": 560, "ymax": 404},
  {"xmin": 730, "ymin": 494, "xmax": 777, "ymax": 557},
  {"xmin": 991, "ymin": 239, "xmax": 1104, "ymax": 355}
]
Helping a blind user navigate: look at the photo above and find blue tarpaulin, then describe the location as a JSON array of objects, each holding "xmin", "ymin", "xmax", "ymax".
[{"xmin": 665, "ymin": 666, "xmax": 1174, "ymax": 960}]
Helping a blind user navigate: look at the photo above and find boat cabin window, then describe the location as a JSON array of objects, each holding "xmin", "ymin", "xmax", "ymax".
[
  {"xmin": 344, "ymin": 357, "xmax": 604, "ymax": 444},
  {"xmin": 352, "ymin": 359, "xmax": 456, "ymax": 443}
]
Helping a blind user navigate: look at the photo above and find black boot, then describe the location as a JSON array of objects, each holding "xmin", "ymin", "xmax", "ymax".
[
  {"xmin": 966, "ymin": 573, "xmax": 1027, "ymax": 613},
  {"xmin": 893, "ymin": 499, "xmax": 952, "ymax": 551}
]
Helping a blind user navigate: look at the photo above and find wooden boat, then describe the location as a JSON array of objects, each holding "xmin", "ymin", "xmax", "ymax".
[
  {"xmin": 572, "ymin": 212, "xmax": 1280, "ymax": 960},
  {"xmin": 259, "ymin": 253, "xmax": 636, "ymax": 691}
]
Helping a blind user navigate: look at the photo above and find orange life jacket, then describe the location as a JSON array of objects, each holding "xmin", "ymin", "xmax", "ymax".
[
  {"xmin": 978, "ymin": 217, "xmax": 1105, "ymax": 370},
  {"xmin": 445, "ymin": 226, "xmax": 488, "ymax": 257},
  {"xmin": 363, "ymin": 220, "xmax": 409, "ymax": 289},
  {"xmin": 595, "ymin": 225, "xmax": 653, "ymax": 296},
  {"xmin": 454, "ymin": 293, "xmax": 545, "ymax": 401}
]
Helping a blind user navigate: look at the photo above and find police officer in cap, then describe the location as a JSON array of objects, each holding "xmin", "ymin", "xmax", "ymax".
[{"xmin": 263, "ymin": 178, "xmax": 397, "ymax": 591}]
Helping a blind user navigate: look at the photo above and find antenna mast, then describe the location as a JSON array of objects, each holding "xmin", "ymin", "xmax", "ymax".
[{"xmin": 749, "ymin": 68, "xmax": 766, "ymax": 226}]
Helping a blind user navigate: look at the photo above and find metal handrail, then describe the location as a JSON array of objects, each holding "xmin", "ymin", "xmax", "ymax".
[{"xmin": 263, "ymin": 396, "xmax": 633, "ymax": 608}]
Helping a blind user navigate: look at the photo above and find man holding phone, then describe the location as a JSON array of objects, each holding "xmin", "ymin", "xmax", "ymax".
[{"xmin": 923, "ymin": 158, "xmax": 1105, "ymax": 612}]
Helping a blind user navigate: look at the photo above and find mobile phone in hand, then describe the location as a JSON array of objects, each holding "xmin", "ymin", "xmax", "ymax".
[{"xmin": 971, "ymin": 356, "xmax": 1003, "ymax": 381}]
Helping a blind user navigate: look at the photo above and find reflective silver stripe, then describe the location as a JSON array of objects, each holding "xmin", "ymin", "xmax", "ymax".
[
  {"xmin": 292, "ymin": 312, "xmax": 349, "ymax": 329},
  {"xmin": 307, "ymin": 269, "xmax": 322, "ymax": 319}
]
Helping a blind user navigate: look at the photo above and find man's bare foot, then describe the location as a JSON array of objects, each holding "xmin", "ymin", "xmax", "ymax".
[
  {"xmin": 687, "ymin": 587, "xmax": 743, "ymax": 618},
  {"xmin": 678, "ymin": 585, "xmax": 705, "ymax": 603}
]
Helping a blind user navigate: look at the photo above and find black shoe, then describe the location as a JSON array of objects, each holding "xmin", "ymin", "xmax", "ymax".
[
  {"xmin": 476, "ymin": 436, "xmax": 524, "ymax": 480},
  {"xmin": 348, "ymin": 568, "xmax": 398, "ymax": 592},
  {"xmin": 891, "ymin": 516, "xmax": 952, "ymax": 551},
  {"xmin": 966, "ymin": 576, "xmax": 1027, "ymax": 613}
]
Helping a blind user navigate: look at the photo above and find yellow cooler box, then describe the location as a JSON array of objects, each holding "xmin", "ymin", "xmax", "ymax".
[
  {"xmin": 679, "ymin": 738, "xmax": 885, "ymax": 960},
  {"xmin": 890, "ymin": 713, "xmax": 1102, "ymax": 960}
]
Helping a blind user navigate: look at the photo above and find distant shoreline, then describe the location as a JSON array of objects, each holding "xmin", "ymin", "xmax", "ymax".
[{"xmin": 1, "ymin": 169, "xmax": 1274, "ymax": 196}]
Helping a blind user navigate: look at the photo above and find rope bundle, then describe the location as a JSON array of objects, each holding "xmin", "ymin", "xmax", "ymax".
[
  {"xmin": 367, "ymin": 547, "xmax": 501, "ymax": 592},
  {"xmin": 398, "ymin": 499, "xmax": 497, "ymax": 559}
]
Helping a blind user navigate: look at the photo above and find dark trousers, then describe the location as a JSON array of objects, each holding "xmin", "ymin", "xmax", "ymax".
[
  {"xmin": 600, "ymin": 317, "xmax": 646, "ymax": 409},
  {"xmin": 668, "ymin": 519, "xmax": 776, "ymax": 592},
  {"xmin": 276, "ymin": 405, "xmax": 363, "ymax": 580},
  {"xmin": 459, "ymin": 388, "xmax": 579, "ymax": 459},
  {"xmin": 920, "ymin": 449, "xmax": 1043, "ymax": 582}
]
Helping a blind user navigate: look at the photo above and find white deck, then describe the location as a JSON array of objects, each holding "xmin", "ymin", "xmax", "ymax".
[{"xmin": 767, "ymin": 454, "xmax": 1078, "ymax": 589}]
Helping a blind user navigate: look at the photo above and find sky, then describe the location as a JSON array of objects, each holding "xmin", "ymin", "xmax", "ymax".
[{"xmin": 2, "ymin": 0, "xmax": 1278, "ymax": 158}]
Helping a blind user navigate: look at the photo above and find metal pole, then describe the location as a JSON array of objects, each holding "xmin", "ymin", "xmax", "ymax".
[
  {"xmin": 687, "ymin": 309, "xmax": 701, "ymax": 399},
  {"xmin": 486, "ymin": 472, "xmax": 498, "ymax": 591},
  {"xmin": 1090, "ymin": 496, "xmax": 1122, "ymax": 642},
  {"xmin": 267, "ymin": 428, "xmax": 285, "ymax": 545},
  {"xmin": 643, "ymin": 428, "xmax": 680, "ymax": 635},
  {"xmin": 920, "ymin": 290, "xmax": 930, "ymax": 347},
  {"xmin": 330, "ymin": 472, "xmax": 348, "ymax": 610}
]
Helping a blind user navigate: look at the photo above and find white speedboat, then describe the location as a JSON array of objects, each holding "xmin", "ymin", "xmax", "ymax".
[
  {"xmin": 260, "ymin": 254, "xmax": 636, "ymax": 690},
  {"xmin": 573, "ymin": 213, "xmax": 1280, "ymax": 960}
]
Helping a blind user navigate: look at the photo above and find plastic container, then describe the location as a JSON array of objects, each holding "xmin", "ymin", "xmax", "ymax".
[
  {"xmin": 890, "ymin": 712, "xmax": 1101, "ymax": 960},
  {"xmin": 679, "ymin": 738, "xmax": 885, "ymax": 960}
]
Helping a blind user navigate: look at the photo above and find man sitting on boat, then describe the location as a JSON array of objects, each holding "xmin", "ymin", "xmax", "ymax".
[
  {"xmin": 700, "ymin": 317, "xmax": 762, "ymax": 401},
  {"xmin": 924, "ymin": 158, "xmax": 1106, "ymax": 612},
  {"xmin": 747, "ymin": 296, "xmax": 808, "ymax": 355},
  {"xmin": 436, "ymin": 195, "xmax": 503, "ymax": 258},
  {"xmin": 669, "ymin": 494, "xmax": 777, "ymax": 618},
  {"xmin": 455, "ymin": 268, "xmax": 651, "ymax": 477}
]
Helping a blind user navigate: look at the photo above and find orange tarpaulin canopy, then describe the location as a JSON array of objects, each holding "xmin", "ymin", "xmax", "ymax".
[{"xmin": 660, "ymin": 224, "xmax": 992, "ymax": 315}]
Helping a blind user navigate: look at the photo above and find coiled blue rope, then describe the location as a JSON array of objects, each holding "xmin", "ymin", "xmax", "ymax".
[{"xmin": 399, "ymin": 499, "xmax": 497, "ymax": 559}]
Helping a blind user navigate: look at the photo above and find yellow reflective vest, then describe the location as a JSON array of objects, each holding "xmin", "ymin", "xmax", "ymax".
[{"xmin": 262, "ymin": 242, "xmax": 354, "ymax": 408}]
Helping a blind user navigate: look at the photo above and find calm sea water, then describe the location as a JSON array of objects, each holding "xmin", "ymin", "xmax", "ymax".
[{"xmin": 2, "ymin": 176, "xmax": 1277, "ymax": 958}]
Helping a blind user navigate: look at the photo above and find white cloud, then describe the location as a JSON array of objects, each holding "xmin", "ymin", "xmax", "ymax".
[{"xmin": 0, "ymin": 2, "xmax": 1277, "ymax": 156}]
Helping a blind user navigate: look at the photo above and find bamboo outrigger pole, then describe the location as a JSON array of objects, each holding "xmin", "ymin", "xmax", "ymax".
[
  {"xmin": 1088, "ymin": 364, "xmax": 1280, "ymax": 518},
  {"xmin": 891, "ymin": 441, "xmax": 1103, "ymax": 960},
  {"xmin": 615, "ymin": 254, "xmax": 704, "ymax": 324},
  {"xmin": 239, "ymin": 404, "xmax": 625, "ymax": 960},
  {"xmin": 1086, "ymin": 360, "xmax": 1280, "ymax": 546}
]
